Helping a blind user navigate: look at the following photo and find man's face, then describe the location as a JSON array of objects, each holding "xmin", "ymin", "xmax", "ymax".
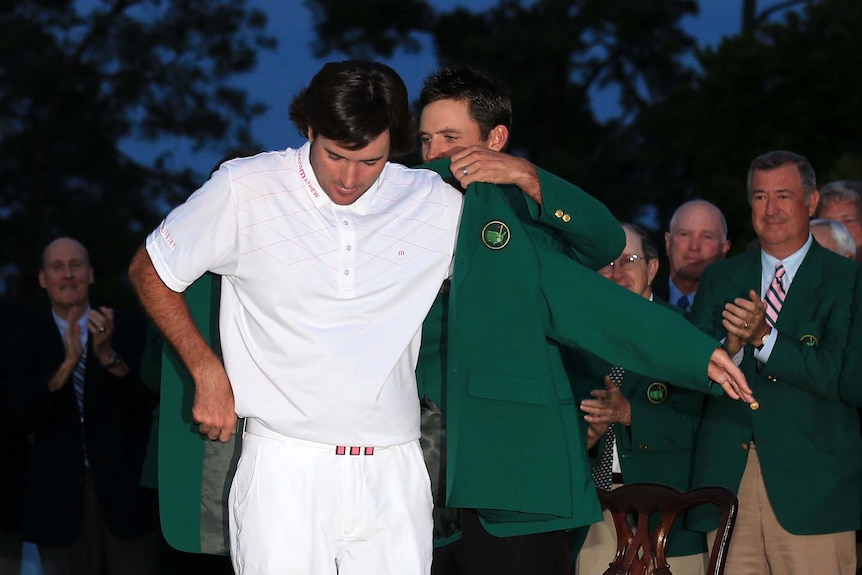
[
  {"xmin": 817, "ymin": 199, "xmax": 862, "ymax": 256},
  {"xmin": 664, "ymin": 203, "xmax": 730, "ymax": 285},
  {"xmin": 418, "ymin": 98, "xmax": 495, "ymax": 161},
  {"xmin": 307, "ymin": 130, "xmax": 390, "ymax": 206},
  {"xmin": 750, "ymin": 164, "xmax": 818, "ymax": 257},
  {"xmin": 39, "ymin": 238, "xmax": 92, "ymax": 313},
  {"xmin": 599, "ymin": 228, "xmax": 658, "ymax": 299}
]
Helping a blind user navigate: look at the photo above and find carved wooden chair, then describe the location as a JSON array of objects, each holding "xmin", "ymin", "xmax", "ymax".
[{"xmin": 596, "ymin": 483, "xmax": 738, "ymax": 575}]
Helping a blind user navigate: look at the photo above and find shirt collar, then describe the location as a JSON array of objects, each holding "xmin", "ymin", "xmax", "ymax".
[
  {"xmin": 760, "ymin": 234, "xmax": 813, "ymax": 286},
  {"xmin": 52, "ymin": 306, "xmax": 91, "ymax": 342},
  {"xmin": 667, "ymin": 279, "xmax": 694, "ymax": 307},
  {"xmin": 295, "ymin": 140, "xmax": 384, "ymax": 216}
]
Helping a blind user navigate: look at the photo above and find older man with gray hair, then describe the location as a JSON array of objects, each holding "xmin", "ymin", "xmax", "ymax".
[
  {"xmin": 814, "ymin": 180, "xmax": 862, "ymax": 262},
  {"xmin": 656, "ymin": 200, "xmax": 731, "ymax": 310},
  {"xmin": 810, "ymin": 218, "xmax": 857, "ymax": 259}
]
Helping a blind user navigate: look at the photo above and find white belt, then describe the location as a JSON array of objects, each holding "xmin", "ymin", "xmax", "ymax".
[{"xmin": 244, "ymin": 419, "xmax": 378, "ymax": 456}]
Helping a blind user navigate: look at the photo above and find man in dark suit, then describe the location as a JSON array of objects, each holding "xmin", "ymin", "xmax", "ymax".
[
  {"xmin": 689, "ymin": 151, "xmax": 862, "ymax": 575},
  {"xmin": 653, "ymin": 200, "xmax": 730, "ymax": 310},
  {"xmin": 6, "ymin": 238, "xmax": 157, "ymax": 575},
  {"xmin": 0, "ymin": 299, "xmax": 39, "ymax": 575}
]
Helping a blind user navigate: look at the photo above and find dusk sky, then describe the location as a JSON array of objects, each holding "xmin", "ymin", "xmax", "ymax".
[{"xmin": 121, "ymin": 1, "xmax": 788, "ymax": 183}]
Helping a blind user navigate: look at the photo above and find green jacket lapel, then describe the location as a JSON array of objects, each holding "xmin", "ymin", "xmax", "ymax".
[{"xmin": 775, "ymin": 241, "xmax": 825, "ymax": 333}]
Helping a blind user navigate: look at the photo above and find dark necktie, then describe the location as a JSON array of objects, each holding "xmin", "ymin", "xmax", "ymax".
[
  {"xmin": 72, "ymin": 347, "xmax": 89, "ymax": 467},
  {"xmin": 676, "ymin": 294, "xmax": 690, "ymax": 311},
  {"xmin": 592, "ymin": 366, "xmax": 625, "ymax": 492}
]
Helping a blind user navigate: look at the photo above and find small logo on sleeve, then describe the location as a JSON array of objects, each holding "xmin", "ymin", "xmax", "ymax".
[{"xmin": 159, "ymin": 221, "xmax": 176, "ymax": 249}]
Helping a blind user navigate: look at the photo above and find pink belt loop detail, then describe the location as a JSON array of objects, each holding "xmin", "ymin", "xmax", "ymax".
[{"xmin": 334, "ymin": 445, "xmax": 374, "ymax": 456}]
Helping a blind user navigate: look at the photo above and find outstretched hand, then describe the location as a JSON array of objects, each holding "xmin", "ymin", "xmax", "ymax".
[{"xmin": 708, "ymin": 347, "xmax": 756, "ymax": 403}]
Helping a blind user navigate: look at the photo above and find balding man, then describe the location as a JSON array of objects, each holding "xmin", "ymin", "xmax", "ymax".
[
  {"xmin": 6, "ymin": 237, "xmax": 157, "ymax": 575},
  {"xmin": 814, "ymin": 180, "xmax": 862, "ymax": 262},
  {"xmin": 655, "ymin": 200, "xmax": 731, "ymax": 310},
  {"xmin": 810, "ymin": 218, "xmax": 857, "ymax": 259}
]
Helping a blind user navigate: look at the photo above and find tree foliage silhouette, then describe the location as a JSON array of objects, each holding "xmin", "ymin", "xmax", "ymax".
[
  {"xmin": 0, "ymin": 0, "xmax": 274, "ymax": 304},
  {"xmin": 306, "ymin": 0, "xmax": 862, "ymax": 254}
]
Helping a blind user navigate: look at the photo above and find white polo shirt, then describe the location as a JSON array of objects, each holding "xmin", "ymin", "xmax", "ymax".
[{"xmin": 147, "ymin": 142, "xmax": 462, "ymax": 446}]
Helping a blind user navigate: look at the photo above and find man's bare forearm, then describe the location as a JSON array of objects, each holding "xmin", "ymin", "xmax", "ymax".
[
  {"xmin": 128, "ymin": 247, "xmax": 220, "ymax": 379},
  {"xmin": 130, "ymin": 247, "xmax": 236, "ymax": 441}
]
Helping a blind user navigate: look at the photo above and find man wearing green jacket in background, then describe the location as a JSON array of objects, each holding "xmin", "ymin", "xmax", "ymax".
[
  {"xmin": 415, "ymin": 67, "xmax": 754, "ymax": 575},
  {"xmin": 689, "ymin": 150, "xmax": 861, "ymax": 575},
  {"xmin": 570, "ymin": 223, "xmax": 707, "ymax": 575}
]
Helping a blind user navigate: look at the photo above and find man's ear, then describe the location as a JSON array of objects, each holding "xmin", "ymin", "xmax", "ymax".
[
  {"xmin": 647, "ymin": 258, "xmax": 660, "ymax": 285},
  {"xmin": 808, "ymin": 189, "xmax": 820, "ymax": 217},
  {"xmin": 307, "ymin": 127, "xmax": 315, "ymax": 142},
  {"xmin": 488, "ymin": 125, "xmax": 509, "ymax": 152}
]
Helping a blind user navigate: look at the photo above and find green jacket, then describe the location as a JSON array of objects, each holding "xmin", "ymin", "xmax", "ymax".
[
  {"xmin": 418, "ymin": 160, "xmax": 728, "ymax": 537},
  {"xmin": 566, "ymin": 299, "xmax": 706, "ymax": 557},
  {"xmin": 688, "ymin": 243, "xmax": 862, "ymax": 535},
  {"xmin": 154, "ymin": 274, "xmax": 240, "ymax": 554}
]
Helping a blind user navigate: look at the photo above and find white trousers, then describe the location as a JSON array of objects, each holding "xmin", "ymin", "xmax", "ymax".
[{"xmin": 229, "ymin": 420, "xmax": 433, "ymax": 575}]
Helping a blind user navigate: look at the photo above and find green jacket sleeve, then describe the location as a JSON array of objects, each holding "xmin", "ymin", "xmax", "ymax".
[
  {"xmin": 521, "ymin": 166, "xmax": 624, "ymax": 270},
  {"xmin": 540, "ymin": 247, "xmax": 723, "ymax": 396}
]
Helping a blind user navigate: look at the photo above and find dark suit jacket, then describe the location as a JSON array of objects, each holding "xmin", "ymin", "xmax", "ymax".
[
  {"xmin": 689, "ymin": 243, "xmax": 862, "ymax": 535},
  {"xmin": 0, "ymin": 300, "xmax": 38, "ymax": 535},
  {"xmin": 6, "ymin": 308, "xmax": 157, "ymax": 545},
  {"xmin": 651, "ymin": 278, "xmax": 670, "ymax": 303}
]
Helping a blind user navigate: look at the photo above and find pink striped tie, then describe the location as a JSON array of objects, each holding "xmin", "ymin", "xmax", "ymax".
[{"xmin": 765, "ymin": 263, "xmax": 786, "ymax": 327}]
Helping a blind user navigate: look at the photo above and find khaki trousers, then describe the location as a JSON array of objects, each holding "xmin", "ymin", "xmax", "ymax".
[{"xmin": 707, "ymin": 445, "xmax": 855, "ymax": 575}]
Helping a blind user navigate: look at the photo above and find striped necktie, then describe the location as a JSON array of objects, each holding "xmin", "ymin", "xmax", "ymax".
[
  {"xmin": 72, "ymin": 348, "xmax": 89, "ymax": 467},
  {"xmin": 765, "ymin": 263, "xmax": 786, "ymax": 327},
  {"xmin": 592, "ymin": 366, "xmax": 625, "ymax": 492}
]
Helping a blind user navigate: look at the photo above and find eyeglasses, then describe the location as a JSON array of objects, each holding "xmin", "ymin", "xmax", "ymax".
[{"xmin": 607, "ymin": 253, "xmax": 645, "ymax": 271}]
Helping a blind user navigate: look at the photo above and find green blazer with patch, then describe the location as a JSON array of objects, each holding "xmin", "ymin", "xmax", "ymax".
[
  {"xmin": 417, "ymin": 160, "xmax": 729, "ymax": 537},
  {"xmin": 688, "ymin": 242, "xmax": 862, "ymax": 535},
  {"xmin": 567, "ymin": 299, "xmax": 706, "ymax": 557}
]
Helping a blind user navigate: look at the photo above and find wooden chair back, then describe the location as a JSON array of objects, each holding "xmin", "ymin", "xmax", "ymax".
[{"xmin": 596, "ymin": 483, "xmax": 737, "ymax": 575}]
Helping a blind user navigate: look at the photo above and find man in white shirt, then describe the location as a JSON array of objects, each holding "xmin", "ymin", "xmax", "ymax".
[{"xmin": 129, "ymin": 60, "xmax": 463, "ymax": 575}]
